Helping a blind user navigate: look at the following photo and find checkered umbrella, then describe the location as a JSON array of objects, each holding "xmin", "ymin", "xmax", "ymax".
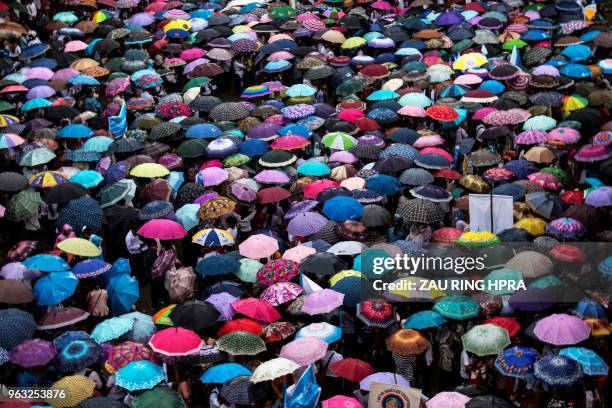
[
  {"xmin": 396, "ymin": 199, "xmax": 444, "ymax": 224},
  {"xmin": 209, "ymin": 102, "xmax": 250, "ymax": 121},
  {"xmin": 57, "ymin": 196, "xmax": 103, "ymax": 233},
  {"xmin": 6, "ymin": 189, "xmax": 41, "ymax": 222}
]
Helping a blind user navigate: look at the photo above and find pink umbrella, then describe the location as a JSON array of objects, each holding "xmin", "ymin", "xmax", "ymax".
[
  {"xmin": 322, "ymin": 396, "xmax": 363, "ymax": 408},
  {"xmin": 196, "ymin": 167, "xmax": 229, "ymax": 187},
  {"xmin": 106, "ymin": 77, "xmax": 131, "ymax": 96},
  {"xmin": 280, "ymin": 337, "xmax": 328, "ymax": 366},
  {"xmin": 239, "ymin": 234, "xmax": 279, "ymax": 259},
  {"xmin": 329, "ymin": 151, "xmax": 358, "ymax": 164},
  {"xmin": 261, "ymin": 81, "xmax": 286, "ymax": 92},
  {"xmin": 528, "ymin": 172, "xmax": 563, "ymax": 190},
  {"xmin": 183, "ymin": 58, "xmax": 208, "ymax": 75},
  {"xmin": 533, "ymin": 65, "xmax": 560, "ymax": 76},
  {"xmin": 52, "ymin": 68, "xmax": 80, "ymax": 81},
  {"xmin": 10, "ymin": 339, "xmax": 57, "ymax": 368},
  {"xmin": 534, "ymin": 313, "xmax": 590, "ymax": 345},
  {"xmin": 454, "ymin": 74, "xmax": 483, "ymax": 85},
  {"xmin": 260, "ymin": 282, "xmax": 303, "ymax": 306},
  {"xmin": 472, "ymin": 107, "xmax": 497, "ymax": 120},
  {"xmin": 137, "ymin": 219, "xmax": 187, "ymax": 240},
  {"xmin": 231, "ymin": 180, "xmax": 258, "ymax": 202},
  {"xmin": 268, "ymin": 51, "xmax": 294, "ymax": 61},
  {"xmin": 507, "ymin": 108, "xmax": 531, "ymax": 123},
  {"xmin": 397, "ymin": 105, "xmax": 427, "ymax": 117},
  {"xmin": 574, "ymin": 144, "xmax": 612, "ymax": 162},
  {"xmin": 548, "ymin": 127, "xmax": 581, "ymax": 144},
  {"xmin": 483, "ymin": 110, "xmax": 516, "ymax": 126},
  {"xmin": 282, "ymin": 245, "xmax": 316, "ymax": 263},
  {"xmin": 371, "ymin": 0, "xmax": 395, "ymax": 10},
  {"xmin": 426, "ymin": 392, "xmax": 470, "ymax": 408},
  {"xmin": 64, "ymin": 40, "xmax": 88, "ymax": 52},
  {"xmin": 271, "ymin": 135, "xmax": 310, "ymax": 151},
  {"xmin": 420, "ymin": 147, "xmax": 453, "ymax": 161},
  {"xmin": 413, "ymin": 135, "xmax": 445, "ymax": 148},
  {"xmin": 254, "ymin": 170, "xmax": 291, "ymax": 184},
  {"xmin": 302, "ymin": 289, "xmax": 345, "ymax": 315},
  {"xmin": 194, "ymin": 192, "xmax": 221, "ymax": 204},
  {"xmin": 26, "ymin": 67, "xmax": 54, "ymax": 80},
  {"xmin": 303, "ymin": 179, "xmax": 339, "ymax": 200}
]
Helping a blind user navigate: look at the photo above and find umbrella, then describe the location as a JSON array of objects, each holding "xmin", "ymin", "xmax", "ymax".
[
  {"xmin": 359, "ymin": 372, "xmax": 410, "ymax": 391},
  {"xmin": 137, "ymin": 219, "xmax": 187, "ymax": 240},
  {"xmin": 461, "ymin": 324, "xmax": 511, "ymax": 356},
  {"xmin": 251, "ymin": 357, "xmax": 300, "ymax": 383},
  {"xmin": 280, "ymin": 336, "xmax": 328, "ymax": 366},
  {"xmin": 33, "ymin": 271, "xmax": 78, "ymax": 306},
  {"xmin": 6, "ymin": 189, "xmax": 42, "ymax": 222},
  {"xmin": 559, "ymin": 347, "xmax": 609, "ymax": 376},
  {"xmin": 169, "ymin": 300, "xmax": 220, "ymax": 331},
  {"xmin": 196, "ymin": 255, "xmax": 240, "ymax": 276},
  {"xmin": 534, "ymin": 355, "xmax": 582, "ymax": 386},
  {"xmin": 217, "ymin": 331, "xmax": 267, "ymax": 356},
  {"xmin": 433, "ymin": 295, "xmax": 481, "ymax": 320},
  {"xmin": 56, "ymin": 338, "xmax": 100, "ymax": 373},
  {"xmin": 10, "ymin": 338, "xmax": 56, "ymax": 368},
  {"xmin": 239, "ymin": 234, "xmax": 279, "ymax": 259},
  {"xmin": 47, "ymin": 375, "xmax": 95, "ymax": 407},
  {"xmin": 57, "ymin": 237, "xmax": 101, "ymax": 257},
  {"xmin": 0, "ymin": 308, "xmax": 36, "ymax": 350},
  {"xmin": 232, "ymin": 298, "xmax": 281, "ymax": 323},
  {"xmin": 200, "ymin": 363, "xmax": 252, "ymax": 383},
  {"xmin": 107, "ymin": 275, "xmax": 140, "ymax": 314},
  {"xmin": 403, "ymin": 311, "xmax": 448, "ymax": 330},
  {"xmin": 261, "ymin": 282, "xmax": 303, "ymax": 306},
  {"xmin": 397, "ymin": 199, "xmax": 445, "ymax": 224},
  {"xmin": 534, "ymin": 313, "xmax": 591, "ymax": 345},
  {"xmin": 132, "ymin": 387, "xmax": 184, "ymax": 408},
  {"xmin": 495, "ymin": 346, "xmax": 539, "ymax": 379},
  {"xmin": 148, "ymin": 327, "xmax": 202, "ymax": 356},
  {"xmin": 386, "ymin": 329, "xmax": 431, "ymax": 355},
  {"xmin": 116, "ymin": 361, "xmax": 165, "ymax": 391},
  {"xmin": 192, "ymin": 228, "xmax": 235, "ymax": 247},
  {"xmin": 91, "ymin": 317, "xmax": 134, "ymax": 343}
]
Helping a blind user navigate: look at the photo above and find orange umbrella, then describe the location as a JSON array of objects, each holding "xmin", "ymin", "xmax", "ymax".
[{"xmin": 386, "ymin": 329, "xmax": 431, "ymax": 355}]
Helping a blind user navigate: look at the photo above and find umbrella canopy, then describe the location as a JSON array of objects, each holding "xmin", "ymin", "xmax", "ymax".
[{"xmin": 462, "ymin": 324, "xmax": 511, "ymax": 356}]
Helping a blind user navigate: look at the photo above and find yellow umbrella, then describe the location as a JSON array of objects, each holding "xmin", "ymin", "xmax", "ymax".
[
  {"xmin": 456, "ymin": 231, "xmax": 500, "ymax": 248},
  {"xmin": 130, "ymin": 163, "xmax": 170, "ymax": 178},
  {"xmin": 524, "ymin": 146, "xmax": 556, "ymax": 164},
  {"xmin": 70, "ymin": 58, "xmax": 100, "ymax": 72},
  {"xmin": 57, "ymin": 237, "xmax": 101, "ymax": 257},
  {"xmin": 321, "ymin": 30, "xmax": 346, "ymax": 44},
  {"xmin": 329, "ymin": 269, "xmax": 364, "ymax": 287},
  {"xmin": 163, "ymin": 19, "xmax": 192, "ymax": 32},
  {"xmin": 514, "ymin": 217, "xmax": 547, "ymax": 236},
  {"xmin": 47, "ymin": 375, "xmax": 95, "ymax": 407},
  {"xmin": 452, "ymin": 52, "xmax": 488, "ymax": 71},
  {"xmin": 232, "ymin": 25, "xmax": 252, "ymax": 34},
  {"xmin": 341, "ymin": 37, "xmax": 366, "ymax": 49},
  {"xmin": 459, "ymin": 175, "xmax": 490, "ymax": 193},
  {"xmin": 389, "ymin": 276, "xmax": 445, "ymax": 300},
  {"xmin": 561, "ymin": 95, "xmax": 588, "ymax": 112}
]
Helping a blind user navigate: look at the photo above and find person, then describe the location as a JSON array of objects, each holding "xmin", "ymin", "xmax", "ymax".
[
  {"xmin": 83, "ymin": 88, "xmax": 102, "ymax": 113},
  {"xmin": 86, "ymin": 286, "xmax": 109, "ymax": 317},
  {"xmin": 150, "ymin": 240, "xmax": 176, "ymax": 307},
  {"xmin": 55, "ymin": 224, "xmax": 76, "ymax": 247}
]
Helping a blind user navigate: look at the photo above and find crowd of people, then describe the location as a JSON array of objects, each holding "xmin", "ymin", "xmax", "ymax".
[{"xmin": 0, "ymin": 0, "xmax": 610, "ymax": 406}]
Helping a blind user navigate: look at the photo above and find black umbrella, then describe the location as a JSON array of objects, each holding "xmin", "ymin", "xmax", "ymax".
[
  {"xmin": 497, "ymin": 227, "xmax": 533, "ymax": 242},
  {"xmin": 103, "ymin": 205, "xmax": 139, "ymax": 231},
  {"xmin": 525, "ymin": 192, "xmax": 566, "ymax": 219},
  {"xmin": 316, "ymin": 187, "xmax": 353, "ymax": 203},
  {"xmin": 220, "ymin": 375, "xmax": 269, "ymax": 405},
  {"xmin": 57, "ymin": 196, "xmax": 103, "ymax": 233},
  {"xmin": 77, "ymin": 397, "xmax": 128, "ymax": 408},
  {"xmin": 174, "ymin": 182, "xmax": 207, "ymax": 209},
  {"xmin": 202, "ymin": 281, "xmax": 245, "ymax": 298},
  {"xmin": 304, "ymin": 65, "xmax": 336, "ymax": 80},
  {"xmin": 300, "ymin": 252, "xmax": 348, "ymax": 275},
  {"xmin": 45, "ymin": 182, "xmax": 88, "ymax": 205},
  {"xmin": 373, "ymin": 156, "xmax": 413, "ymax": 173},
  {"xmin": 561, "ymin": 204, "xmax": 606, "ymax": 233},
  {"xmin": 46, "ymin": 105, "xmax": 80, "ymax": 120},
  {"xmin": 150, "ymin": 122, "xmax": 182, "ymax": 140},
  {"xmin": 169, "ymin": 300, "xmax": 221, "ymax": 331},
  {"xmin": 361, "ymin": 204, "xmax": 391, "ymax": 228},
  {"xmin": 189, "ymin": 95, "xmax": 223, "ymax": 113},
  {"xmin": 141, "ymin": 142, "xmax": 171, "ymax": 158},
  {"xmin": 349, "ymin": 144, "xmax": 381, "ymax": 161},
  {"xmin": 93, "ymin": 38, "xmax": 120, "ymax": 53},
  {"xmin": 396, "ymin": 199, "xmax": 445, "ymax": 224},
  {"xmin": 466, "ymin": 395, "xmax": 513, "ymax": 408},
  {"xmin": 0, "ymin": 171, "xmax": 28, "ymax": 192},
  {"xmin": 177, "ymin": 139, "xmax": 209, "ymax": 158},
  {"xmin": 109, "ymin": 138, "xmax": 143, "ymax": 154}
]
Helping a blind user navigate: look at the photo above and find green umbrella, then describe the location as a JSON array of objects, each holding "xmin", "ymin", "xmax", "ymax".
[
  {"xmin": 217, "ymin": 331, "xmax": 266, "ymax": 356},
  {"xmin": 530, "ymin": 274, "xmax": 562, "ymax": 289},
  {"xmin": 7, "ymin": 190, "xmax": 41, "ymax": 222},
  {"xmin": 502, "ymin": 38, "xmax": 527, "ymax": 51},
  {"xmin": 271, "ymin": 5, "xmax": 296, "ymax": 19},
  {"xmin": 234, "ymin": 259, "xmax": 262, "ymax": 283},
  {"xmin": 0, "ymin": 101, "xmax": 16, "ymax": 112},
  {"xmin": 483, "ymin": 268, "xmax": 523, "ymax": 295},
  {"xmin": 177, "ymin": 139, "xmax": 209, "ymax": 158},
  {"xmin": 183, "ymin": 77, "xmax": 212, "ymax": 91},
  {"xmin": 132, "ymin": 386, "xmax": 184, "ymax": 408},
  {"xmin": 223, "ymin": 153, "xmax": 251, "ymax": 167},
  {"xmin": 462, "ymin": 324, "xmax": 511, "ymax": 356},
  {"xmin": 433, "ymin": 295, "xmax": 482, "ymax": 320},
  {"xmin": 541, "ymin": 167, "xmax": 569, "ymax": 185},
  {"xmin": 19, "ymin": 147, "xmax": 56, "ymax": 167},
  {"xmin": 336, "ymin": 79, "xmax": 363, "ymax": 97},
  {"xmin": 104, "ymin": 57, "xmax": 126, "ymax": 72}
]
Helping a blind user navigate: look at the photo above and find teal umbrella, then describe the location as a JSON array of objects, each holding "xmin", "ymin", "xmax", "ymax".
[
  {"xmin": 523, "ymin": 115, "xmax": 557, "ymax": 131},
  {"xmin": 116, "ymin": 361, "xmax": 165, "ymax": 391},
  {"xmin": 398, "ymin": 92, "xmax": 432, "ymax": 107},
  {"xmin": 19, "ymin": 147, "xmax": 56, "ymax": 166},
  {"xmin": 175, "ymin": 204, "xmax": 200, "ymax": 231},
  {"xmin": 367, "ymin": 89, "xmax": 399, "ymax": 101},
  {"xmin": 433, "ymin": 295, "xmax": 481, "ymax": 320},
  {"xmin": 21, "ymin": 98, "xmax": 51, "ymax": 112},
  {"xmin": 107, "ymin": 275, "xmax": 140, "ymax": 315},
  {"xmin": 70, "ymin": 170, "xmax": 104, "ymax": 188},
  {"xmin": 91, "ymin": 317, "xmax": 134, "ymax": 343},
  {"xmin": 53, "ymin": 11, "xmax": 78, "ymax": 23},
  {"xmin": 83, "ymin": 136, "xmax": 113, "ymax": 153},
  {"xmin": 483, "ymin": 268, "xmax": 523, "ymax": 295},
  {"xmin": 285, "ymin": 84, "xmax": 316, "ymax": 97},
  {"xmin": 560, "ymin": 347, "xmax": 609, "ymax": 376},
  {"xmin": 296, "ymin": 161, "xmax": 330, "ymax": 177}
]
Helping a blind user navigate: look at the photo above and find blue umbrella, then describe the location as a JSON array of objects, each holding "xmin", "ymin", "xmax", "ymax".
[
  {"xmin": 403, "ymin": 310, "xmax": 448, "ymax": 329},
  {"xmin": 572, "ymin": 300, "xmax": 606, "ymax": 319},
  {"xmin": 598, "ymin": 255, "xmax": 612, "ymax": 277},
  {"xmin": 58, "ymin": 124, "xmax": 93, "ymax": 139},
  {"xmin": 561, "ymin": 44, "xmax": 592, "ymax": 63},
  {"xmin": 55, "ymin": 338, "xmax": 101, "ymax": 373},
  {"xmin": 105, "ymin": 161, "xmax": 130, "ymax": 183},
  {"xmin": 297, "ymin": 161, "xmax": 330, "ymax": 177},
  {"xmin": 186, "ymin": 123, "xmax": 223, "ymax": 139},
  {"xmin": 83, "ymin": 136, "xmax": 113, "ymax": 153},
  {"xmin": 265, "ymin": 60, "xmax": 292, "ymax": 73},
  {"xmin": 0, "ymin": 308, "xmax": 36, "ymax": 350},
  {"xmin": 116, "ymin": 361, "xmax": 165, "ymax": 391},
  {"xmin": 139, "ymin": 200, "xmax": 174, "ymax": 220},
  {"xmin": 70, "ymin": 170, "xmax": 104, "ymax": 188},
  {"xmin": 196, "ymin": 255, "xmax": 241, "ymax": 276},
  {"xmin": 495, "ymin": 346, "xmax": 539, "ymax": 379},
  {"xmin": 200, "ymin": 363, "xmax": 252, "ymax": 384},
  {"xmin": 331, "ymin": 276, "xmax": 375, "ymax": 307},
  {"xmin": 534, "ymin": 355, "xmax": 582, "ymax": 386},
  {"xmin": 479, "ymin": 80, "xmax": 505, "ymax": 95},
  {"xmin": 30, "ymin": 58, "xmax": 57, "ymax": 69},
  {"xmin": 91, "ymin": 317, "xmax": 134, "ymax": 343},
  {"xmin": 530, "ymin": 274, "xmax": 562, "ymax": 289},
  {"xmin": 57, "ymin": 196, "xmax": 103, "ymax": 233},
  {"xmin": 0, "ymin": 347, "xmax": 9, "ymax": 365},
  {"xmin": 21, "ymin": 43, "xmax": 50, "ymax": 59},
  {"xmin": 433, "ymin": 295, "xmax": 481, "ymax": 320},
  {"xmin": 323, "ymin": 196, "xmax": 364, "ymax": 222},
  {"xmin": 33, "ymin": 272, "xmax": 79, "ymax": 306},
  {"xmin": 354, "ymin": 249, "xmax": 394, "ymax": 279},
  {"xmin": 202, "ymin": 280, "xmax": 245, "ymax": 298},
  {"xmin": 440, "ymin": 84, "xmax": 469, "ymax": 98},
  {"xmin": 381, "ymin": 144, "xmax": 418, "ymax": 160},
  {"xmin": 560, "ymin": 63, "xmax": 592, "ymax": 79},
  {"xmin": 106, "ymin": 258, "xmax": 132, "ymax": 282},
  {"xmin": 504, "ymin": 159, "xmax": 537, "ymax": 179},
  {"xmin": 278, "ymin": 124, "xmax": 312, "ymax": 138},
  {"xmin": 72, "ymin": 259, "xmax": 111, "ymax": 278},
  {"xmin": 560, "ymin": 347, "xmax": 609, "ymax": 376},
  {"xmin": 107, "ymin": 275, "xmax": 140, "ymax": 315},
  {"xmin": 521, "ymin": 29, "xmax": 550, "ymax": 41},
  {"xmin": 86, "ymin": 38, "xmax": 101, "ymax": 56},
  {"xmin": 67, "ymin": 75, "xmax": 100, "ymax": 86},
  {"xmin": 240, "ymin": 139, "xmax": 269, "ymax": 157},
  {"xmin": 21, "ymin": 98, "xmax": 51, "ymax": 111},
  {"xmin": 53, "ymin": 331, "xmax": 91, "ymax": 350},
  {"xmin": 23, "ymin": 254, "xmax": 70, "ymax": 272},
  {"xmin": 366, "ymin": 174, "xmax": 401, "ymax": 195},
  {"xmin": 296, "ymin": 322, "xmax": 342, "ymax": 343},
  {"xmin": 492, "ymin": 183, "xmax": 526, "ymax": 201},
  {"xmin": 121, "ymin": 311, "xmax": 156, "ymax": 343}
]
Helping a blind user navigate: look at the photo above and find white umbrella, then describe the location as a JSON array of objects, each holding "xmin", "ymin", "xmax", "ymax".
[
  {"xmin": 327, "ymin": 241, "xmax": 367, "ymax": 256},
  {"xmin": 250, "ymin": 358, "xmax": 300, "ymax": 383}
]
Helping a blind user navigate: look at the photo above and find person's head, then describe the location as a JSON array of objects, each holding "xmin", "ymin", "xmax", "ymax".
[{"xmin": 85, "ymin": 88, "xmax": 96, "ymax": 98}]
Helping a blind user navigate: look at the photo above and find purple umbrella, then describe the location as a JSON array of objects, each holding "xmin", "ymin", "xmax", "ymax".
[
  {"xmin": 534, "ymin": 313, "xmax": 591, "ymax": 345},
  {"xmin": 10, "ymin": 338, "xmax": 57, "ymax": 368},
  {"xmin": 194, "ymin": 192, "xmax": 221, "ymax": 204},
  {"xmin": 260, "ymin": 282, "xmax": 303, "ymax": 306},
  {"xmin": 255, "ymin": 170, "xmax": 290, "ymax": 184},
  {"xmin": 205, "ymin": 292, "xmax": 238, "ymax": 321},
  {"xmin": 248, "ymin": 123, "xmax": 281, "ymax": 140},
  {"xmin": 105, "ymin": 161, "xmax": 130, "ymax": 183},
  {"xmin": 196, "ymin": 167, "xmax": 229, "ymax": 187},
  {"xmin": 287, "ymin": 211, "xmax": 328, "ymax": 236},
  {"xmin": 280, "ymin": 337, "xmax": 328, "ymax": 366},
  {"xmin": 545, "ymin": 217, "xmax": 585, "ymax": 239},
  {"xmin": 26, "ymin": 85, "xmax": 55, "ymax": 100},
  {"xmin": 128, "ymin": 12, "xmax": 155, "ymax": 26},
  {"xmin": 515, "ymin": 130, "xmax": 549, "ymax": 145},
  {"xmin": 205, "ymin": 139, "xmax": 239, "ymax": 158},
  {"xmin": 302, "ymin": 289, "xmax": 344, "ymax": 315},
  {"xmin": 509, "ymin": 288, "xmax": 555, "ymax": 312},
  {"xmin": 0, "ymin": 262, "xmax": 40, "ymax": 280},
  {"xmin": 230, "ymin": 181, "xmax": 257, "ymax": 202},
  {"xmin": 359, "ymin": 372, "xmax": 410, "ymax": 391},
  {"xmin": 434, "ymin": 11, "xmax": 464, "ymax": 25},
  {"xmin": 285, "ymin": 200, "xmax": 319, "ymax": 219},
  {"xmin": 282, "ymin": 104, "xmax": 316, "ymax": 120},
  {"xmin": 585, "ymin": 186, "xmax": 612, "ymax": 207},
  {"xmin": 183, "ymin": 58, "xmax": 208, "ymax": 75}
]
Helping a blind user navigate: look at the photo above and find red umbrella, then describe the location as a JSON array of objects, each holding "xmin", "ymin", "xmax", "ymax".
[
  {"xmin": 560, "ymin": 190, "xmax": 584, "ymax": 205},
  {"xmin": 421, "ymin": 147, "xmax": 453, "ymax": 161},
  {"xmin": 303, "ymin": 179, "xmax": 339, "ymax": 199},
  {"xmin": 231, "ymin": 298, "xmax": 281, "ymax": 323},
  {"xmin": 217, "ymin": 318, "xmax": 262, "ymax": 337},
  {"xmin": 434, "ymin": 168, "xmax": 463, "ymax": 180},
  {"xmin": 354, "ymin": 117, "xmax": 381, "ymax": 131},
  {"xmin": 257, "ymin": 186, "xmax": 292, "ymax": 204},
  {"xmin": 426, "ymin": 105, "xmax": 459, "ymax": 122},
  {"xmin": 137, "ymin": 219, "xmax": 187, "ymax": 240},
  {"xmin": 431, "ymin": 227, "xmax": 462, "ymax": 243},
  {"xmin": 359, "ymin": 64, "xmax": 389, "ymax": 78},
  {"xmin": 484, "ymin": 317, "xmax": 521, "ymax": 337},
  {"xmin": 330, "ymin": 357, "xmax": 375, "ymax": 382},
  {"xmin": 262, "ymin": 321, "xmax": 296, "ymax": 343},
  {"xmin": 549, "ymin": 244, "xmax": 586, "ymax": 263},
  {"xmin": 148, "ymin": 327, "xmax": 203, "ymax": 356},
  {"xmin": 337, "ymin": 108, "xmax": 364, "ymax": 122}
]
